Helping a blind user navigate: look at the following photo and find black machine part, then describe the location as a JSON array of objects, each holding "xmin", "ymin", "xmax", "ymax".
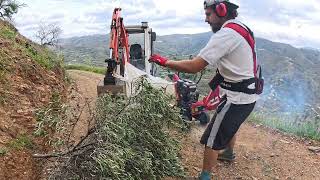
[
  {"xmin": 176, "ymin": 79, "xmax": 199, "ymax": 121},
  {"xmin": 104, "ymin": 58, "xmax": 117, "ymax": 85}
]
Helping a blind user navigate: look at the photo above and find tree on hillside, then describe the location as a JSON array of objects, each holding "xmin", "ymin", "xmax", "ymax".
[
  {"xmin": 35, "ymin": 22, "xmax": 62, "ymax": 47},
  {"xmin": 0, "ymin": 0, "xmax": 25, "ymax": 20}
]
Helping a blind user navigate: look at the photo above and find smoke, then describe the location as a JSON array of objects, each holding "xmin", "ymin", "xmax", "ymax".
[{"xmin": 256, "ymin": 73, "xmax": 317, "ymax": 123}]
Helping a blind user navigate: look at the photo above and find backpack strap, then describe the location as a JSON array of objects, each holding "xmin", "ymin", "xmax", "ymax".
[{"xmin": 224, "ymin": 23, "xmax": 257, "ymax": 77}]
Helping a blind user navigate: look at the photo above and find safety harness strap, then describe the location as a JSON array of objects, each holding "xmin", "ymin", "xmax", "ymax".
[
  {"xmin": 224, "ymin": 22, "xmax": 257, "ymax": 77},
  {"xmin": 209, "ymin": 22, "xmax": 261, "ymax": 94}
]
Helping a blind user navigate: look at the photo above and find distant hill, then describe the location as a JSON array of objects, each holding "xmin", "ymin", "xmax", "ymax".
[{"xmin": 59, "ymin": 32, "xmax": 320, "ymax": 115}]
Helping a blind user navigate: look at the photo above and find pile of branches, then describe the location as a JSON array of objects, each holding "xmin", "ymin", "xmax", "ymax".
[{"xmin": 46, "ymin": 78, "xmax": 186, "ymax": 179}]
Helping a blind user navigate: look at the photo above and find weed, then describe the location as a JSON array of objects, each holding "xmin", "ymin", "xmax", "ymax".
[
  {"xmin": 0, "ymin": 26, "xmax": 16, "ymax": 40},
  {"xmin": 25, "ymin": 46, "xmax": 51, "ymax": 69},
  {"xmin": 63, "ymin": 72, "xmax": 72, "ymax": 84},
  {"xmin": 0, "ymin": 49, "xmax": 9, "ymax": 81},
  {"xmin": 49, "ymin": 138, "xmax": 65, "ymax": 148},
  {"xmin": 8, "ymin": 134, "xmax": 33, "ymax": 150},
  {"xmin": 0, "ymin": 94, "xmax": 7, "ymax": 105},
  {"xmin": 0, "ymin": 147, "xmax": 8, "ymax": 156},
  {"xmin": 34, "ymin": 92, "xmax": 67, "ymax": 137},
  {"xmin": 21, "ymin": 43, "xmax": 64, "ymax": 71}
]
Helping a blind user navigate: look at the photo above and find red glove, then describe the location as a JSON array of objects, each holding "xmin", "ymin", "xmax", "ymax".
[{"xmin": 149, "ymin": 54, "xmax": 168, "ymax": 66}]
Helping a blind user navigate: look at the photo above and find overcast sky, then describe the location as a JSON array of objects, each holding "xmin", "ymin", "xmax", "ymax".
[{"xmin": 13, "ymin": 0, "xmax": 320, "ymax": 49}]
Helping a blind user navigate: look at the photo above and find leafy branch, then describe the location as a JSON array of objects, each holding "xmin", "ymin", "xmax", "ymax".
[{"xmin": 0, "ymin": 0, "xmax": 25, "ymax": 20}]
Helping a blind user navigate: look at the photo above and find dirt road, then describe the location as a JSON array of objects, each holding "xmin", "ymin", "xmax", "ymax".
[{"xmin": 68, "ymin": 70, "xmax": 320, "ymax": 180}]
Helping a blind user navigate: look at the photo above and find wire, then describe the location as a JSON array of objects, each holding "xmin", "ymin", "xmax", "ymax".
[{"xmin": 196, "ymin": 70, "xmax": 204, "ymax": 85}]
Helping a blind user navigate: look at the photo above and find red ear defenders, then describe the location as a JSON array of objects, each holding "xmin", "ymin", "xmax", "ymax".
[{"xmin": 215, "ymin": 2, "xmax": 227, "ymax": 17}]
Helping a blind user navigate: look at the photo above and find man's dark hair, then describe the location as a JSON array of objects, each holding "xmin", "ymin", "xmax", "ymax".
[{"xmin": 224, "ymin": 2, "xmax": 238, "ymax": 19}]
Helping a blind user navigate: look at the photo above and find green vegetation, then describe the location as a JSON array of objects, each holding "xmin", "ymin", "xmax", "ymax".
[
  {"xmin": 0, "ymin": 147, "xmax": 7, "ymax": 156},
  {"xmin": 0, "ymin": 93, "xmax": 7, "ymax": 105},
  {"xmin": 1, "ymin": 20, "xmax": 64, "ymax": 71},
  {"xmin": 0, "ymin": 25, "xmax": 16, "ymax": 39},
  {"xmin": 8, "ymin": 134, "xmax": 33, "ymax": 150},
  {"xmin": 23, "ymin": 45, "xmax": 64, "ymax": 70},
  {"xmin": 93, "ymin": 80, "xmax": 186, "ymax": 179},
  {"xmin": 0, "ymin": 49, "xmax": 10, "ymax": 104},
  {"xmin": 249, "ymin": 112, "xmax": 320, "ymax": 140},
  {"xmin": 0, "ymin": 24, "xmax": 13, "ymax": 80},
  {"xmin": 53, "ymin": 79, "xmax": 186, "ymax": 179},
  {"xmin": 49, "ymin": 138, "xmax": 65, "ymax": 147},
  {"xmin": 34, "ymin": 92, "xmax": 66, "ymax": 137},
  {"xmin": 0, "ymin": 0, "xmax": 25, "ymax": 20},
  {"xmin": 65, "ymin": 64, "xmax": 106, "ymax": 74},
  {"xmin": 0, "ymin": 52, "xmax": 8, "ymax": 81}
]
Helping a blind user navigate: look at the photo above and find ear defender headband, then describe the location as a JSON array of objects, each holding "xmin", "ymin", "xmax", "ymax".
[{"xmin": 204, "ymin": 0, "xmax": 238, "ymax": 17}]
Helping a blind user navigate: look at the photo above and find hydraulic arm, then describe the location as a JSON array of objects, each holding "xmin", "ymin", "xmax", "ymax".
[{"xmin": 104, "ymin": 8, "xmax": 130, "ymax": 85}]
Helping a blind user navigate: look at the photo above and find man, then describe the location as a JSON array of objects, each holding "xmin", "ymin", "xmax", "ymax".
[{"xmin": 149, "ymin": 0, "xmax": 260, "ymax": 179}]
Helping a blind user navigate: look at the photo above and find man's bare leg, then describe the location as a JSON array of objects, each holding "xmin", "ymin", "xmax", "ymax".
[
  {"xmin": 217, "ymin": 134, "xmax": 237, "ymax": 162},
  {"xmin": 227, "ymin": 134, "xmax": 236, "ymax": 150},
  {"xmin": 199, "ymin": 146, "xmax": 219, "ymax": 179}
]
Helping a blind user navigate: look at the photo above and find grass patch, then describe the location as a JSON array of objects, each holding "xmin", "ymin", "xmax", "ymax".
[
  {"xmin": 249, "ymin": 112, "xmax": 320, "ymax": 140},
  {"xmin": 0, "ymin": 26, "xmax": 16, "ymax": 40},
  {"xmin": 65, "ymin": 64, "xmax": 106, "ymax": 75},
  {"xmin": 23, "ymin": 45, "xmax": 63, "ymax": 70},
  {"xmin": 34, "ymin": 92, "xmax": 66, "ymax": 137},
  {"xmin": 0, "ymin": 147, "xmax": 8, "ymax": 156},
  {"xmin": 8, "ymin": 134, "xmax": 33, "ymax": 150}
]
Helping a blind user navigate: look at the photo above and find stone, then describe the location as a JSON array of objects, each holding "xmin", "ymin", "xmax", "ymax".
[{"xmin": 308, "ymin": 146, "xmax": 320, "ymax": 153}]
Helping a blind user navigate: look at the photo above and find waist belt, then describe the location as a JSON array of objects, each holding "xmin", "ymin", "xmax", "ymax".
[
  {"xmin": 208, "ymin": 71, "xmax": 259, "ymax": 95},
  {"xmin": 219, "ymin": 78, "xmax": 256, "ymax": 94}
]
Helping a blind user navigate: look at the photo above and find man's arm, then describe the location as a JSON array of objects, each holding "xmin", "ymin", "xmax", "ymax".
[{"xmin": 165, "ymin": 56, "xmax": 208, "ymax": 74}]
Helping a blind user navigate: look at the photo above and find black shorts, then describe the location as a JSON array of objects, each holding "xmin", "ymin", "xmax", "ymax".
[{"xmin": 200, "ymin": 96, "xmax": 255, "ymax": 150}]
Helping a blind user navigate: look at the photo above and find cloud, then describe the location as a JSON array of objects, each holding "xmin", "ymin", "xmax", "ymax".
[{"xmin": 13, "ymin": 0, "xmax": 320, "ymax": 49}]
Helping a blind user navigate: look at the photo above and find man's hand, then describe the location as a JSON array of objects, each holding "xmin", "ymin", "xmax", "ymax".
[{"xmin": 149, "ymin": 54, "xmax": 168, "ymax": 66}]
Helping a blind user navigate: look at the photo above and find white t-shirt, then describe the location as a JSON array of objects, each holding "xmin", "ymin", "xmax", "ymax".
[{"xmin": 198, "ymin": 19, "xmax": 259, "ymax": 104}]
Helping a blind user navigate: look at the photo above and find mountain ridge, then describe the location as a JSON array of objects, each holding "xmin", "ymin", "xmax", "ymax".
[{"xmin": 59, "ymin": 32, "xmax": 320, "ymax": 115}]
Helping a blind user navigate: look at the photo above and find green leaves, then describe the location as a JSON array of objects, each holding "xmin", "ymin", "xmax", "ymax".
[
  {"xmin": 92, "ymin": 78, "xmax": 186, "ymax": 179},
  {"xmin": 0, "ymin": 0, "xmax": 25, "ymax": 20},
  {"xmin": 34, "ymin": 92, "xmax": 66, "ymax": 137}
]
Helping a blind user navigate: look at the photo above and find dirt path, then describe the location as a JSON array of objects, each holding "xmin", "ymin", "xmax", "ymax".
[
  {"xmin": 181, "ymin": 124, "xmax": 320, "ymax": 179},
  {"xmin": 67, "ymin": 70, "xmax": 104, "ymax": 145},
  {"xmin": 68, "ymin": 70, "xmax": 320, "ymax": 180}
]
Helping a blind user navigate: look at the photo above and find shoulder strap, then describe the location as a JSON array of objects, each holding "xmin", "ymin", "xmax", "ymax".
[{"xmin": 224, "ymin": 23, "xmax": 257, "ymax": 77}]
